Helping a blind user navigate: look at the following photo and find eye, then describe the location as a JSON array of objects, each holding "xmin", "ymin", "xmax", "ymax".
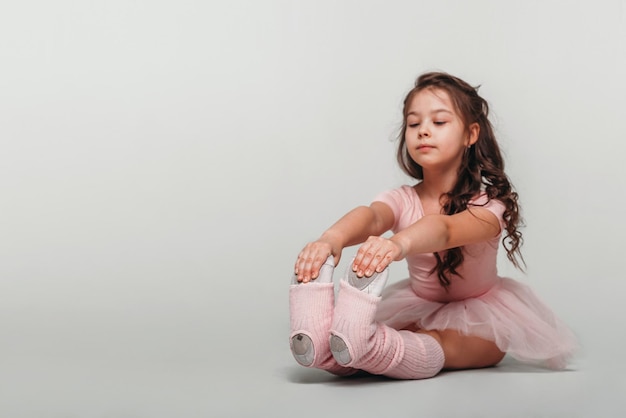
[
  {"xmin": 434, "ymin": 121, "xmax": 447, "ymax": 126},
  {"xmin": 407, "ymin": 122, "xmax": 420, "ymax": 128}
]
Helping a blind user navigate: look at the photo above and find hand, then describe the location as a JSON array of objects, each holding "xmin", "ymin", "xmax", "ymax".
[
  {"xmin": 352, "ymin": 236, "xmax": 404, "ymax": 277},
  {"xmin": 294, "ymin": 240, "xmax": 341, "ymax": 283}
]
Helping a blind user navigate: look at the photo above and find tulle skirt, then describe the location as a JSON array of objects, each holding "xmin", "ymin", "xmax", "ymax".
[{"xmin": 375, "ymin": 277, "xmax": 578, "ymax": 369}]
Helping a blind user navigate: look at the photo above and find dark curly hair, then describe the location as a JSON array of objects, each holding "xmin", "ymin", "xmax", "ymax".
[{"xmin": 396, "ymin": 71, "xmax": 524, "ymax": 288}]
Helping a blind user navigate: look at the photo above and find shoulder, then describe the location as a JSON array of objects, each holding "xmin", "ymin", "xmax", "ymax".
[
  {"xmin": 468, "ymin": 192, "xmax": 506, "ymax": 229},
  {"xmin": 374, "ymin": 185, "xmax": 417, "ymax": 204},
  {"xmin": 372, "ymin": 185, "xmax": 421, "ymax": 232},
  {"xmin": 373, "ymin": 185, "xmax": 420, "ymax": 213},
  {"xmin": 469, "ymin": 192, "xmax": 505, "ymax": 210}
]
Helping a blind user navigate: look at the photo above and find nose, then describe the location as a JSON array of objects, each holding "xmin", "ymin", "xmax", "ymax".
[{"xmin": 417, "ymin": 123, "xmax": 430, "ymax": 138}]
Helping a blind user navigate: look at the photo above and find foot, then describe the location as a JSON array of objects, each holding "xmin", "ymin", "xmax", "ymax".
[
  {"xmin": 289, "ymin": 255, "xmax": 336, "ymax": 367},
  {"xmin": 330, "ymin": 334, "xmax": 352, "ymax": 365},
  {"xmin": 291, "ymin": 333, "xmax": 315, "ymax": 366},
  {"xmin": 344, "ymin": 262, "xmax": 389, "ymax": 296}
]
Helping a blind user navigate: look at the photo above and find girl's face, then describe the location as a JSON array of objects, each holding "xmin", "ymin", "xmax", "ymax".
[{"xmin": 405, "ymin": 88, "xmax": 478, "ymax": 174}]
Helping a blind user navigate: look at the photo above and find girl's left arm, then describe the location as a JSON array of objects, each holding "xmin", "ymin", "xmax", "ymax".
[{"xmin": 351, "ymin": 207, "xmax": 501, "ymax": 277}]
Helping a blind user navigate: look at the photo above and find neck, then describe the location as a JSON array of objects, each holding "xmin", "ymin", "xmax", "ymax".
[{"xmin": 417, "ymin": 167, "xmax": 459, "ymax": 199}]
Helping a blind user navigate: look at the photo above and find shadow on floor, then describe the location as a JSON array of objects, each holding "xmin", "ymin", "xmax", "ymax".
[{"xmin": 282, "ymin": 354, "xmax": 577, "ymax": 385}]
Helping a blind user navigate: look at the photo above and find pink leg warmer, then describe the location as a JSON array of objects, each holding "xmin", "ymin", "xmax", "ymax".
[
  {"xmin": 289, "ymin": 282, "xmax": 356, "ymax": 376},
  {"xmin": 330, "ymin": 281, "xmax": 445, "ymax": 379}
]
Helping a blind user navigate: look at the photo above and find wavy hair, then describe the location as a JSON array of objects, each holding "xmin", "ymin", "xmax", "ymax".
[{"xmin": 396, "ymin": 72, "xmax": 524, "ymax": 288}]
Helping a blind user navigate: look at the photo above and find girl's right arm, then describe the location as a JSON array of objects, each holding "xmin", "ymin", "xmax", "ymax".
[{"xmin": 294, "ymin": 201, "xmax": 394, "ymax": 283}]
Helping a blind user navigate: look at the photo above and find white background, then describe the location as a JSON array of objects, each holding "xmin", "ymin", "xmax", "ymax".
[{"xmin": 1, "ymin": 1, "xmax": 625, "ymax": 416}]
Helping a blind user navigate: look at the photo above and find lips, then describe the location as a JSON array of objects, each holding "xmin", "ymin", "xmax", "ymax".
[{"xmin": 417, "ymin": 144, "xmax": 434, "ymax": 150}]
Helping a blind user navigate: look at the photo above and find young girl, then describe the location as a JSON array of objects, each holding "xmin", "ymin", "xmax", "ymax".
[{"xmin": 289, "ymin": 71, "xmax": 577, "ymax": 379}]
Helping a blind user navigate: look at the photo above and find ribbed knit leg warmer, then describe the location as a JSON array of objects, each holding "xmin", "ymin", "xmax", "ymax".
[
  {"xmin": 289, "ymin": 282, "xmax": 357, "ymax": 376},
  {"xmin": 330, "ymin": 281, "xmax": 445, "ymax": 379}
]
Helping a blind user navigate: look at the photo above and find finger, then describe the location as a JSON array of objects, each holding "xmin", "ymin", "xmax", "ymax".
[
  {"xmin": 353, "ymin": 236, "xmax": 374, "ymax": 265},
  {"xmin": 352, "ymin": 243, "xmax": 365, "ymax": 271},
  {"xmin": 365, "ymin": 252, "xmax": 385, "ymax": 276},
  {"xmin": 301, "ymin": 251, "xmax": 332, "ymax": 283},
  {"xmin": 355, "ymin": 238, "xmax": 384, "ymax": 277},
  {"xmin": 309, "ymin": 253, "xmax": 330, "ymax": 280},
  {"xmin": 356, "ymin": 247, "xmax": 372, "ymax": 276},
  {"xmin": 295, "ymin": 247, "xmax": 313, "ymax": 282},
  {"xmin": 302, "ymin": 254, "xmax": 316, "ymax": 283},
  {"xmin": 296, "ymin": 248, "xmax": 311, "ymax": 273},
  {"xmin": 360, "ymin": 247, "xmax": 387, "ymax": 277},
  {"xmin": 375, "ymin": 252, "xmax": 394, "ymax": 273},
  {"xmin": 353, "ymin": 248, "xmax": 367, "ymax": 277},
  {"xmin": 353, "ymin": 245, "xmax": 369, "ymax": 277},
  {"xmin": 294, "ymin": 253, "xmax": 304, "ymax": 282},
  {"xmin": 360, "ymin": 239, "xmax": 397, "ymax": 276}
]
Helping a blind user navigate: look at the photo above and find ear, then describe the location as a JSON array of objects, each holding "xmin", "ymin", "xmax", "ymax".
[{"xmin": 467, "ymin": 122, "xmax": 480, "ymax": 147}]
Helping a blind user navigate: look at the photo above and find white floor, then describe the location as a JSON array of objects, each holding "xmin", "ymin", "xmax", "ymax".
[
  {"xmin": 0, "ymin": 300, "xmax": 622, "ymax": 418},
  {"xmin": 2, "ymin": 1, "xmax": 625, "ymax": 416}
]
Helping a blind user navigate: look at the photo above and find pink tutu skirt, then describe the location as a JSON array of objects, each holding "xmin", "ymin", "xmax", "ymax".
[{"xmin": 375, "ymin": 277, "xmax": 578, "ymax": 370}]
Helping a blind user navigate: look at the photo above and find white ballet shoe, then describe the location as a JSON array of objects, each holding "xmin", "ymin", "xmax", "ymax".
[
  {"xmin": 291, "ymin": 333, "xmax": 315, "ymax": 366},
  {"xmin": 329, "ymin": 334, "xmax": 352, "ymax": 366},
  {"xmin": 344, "ymin": 264, "xmax": 389, "ymax": 296}
]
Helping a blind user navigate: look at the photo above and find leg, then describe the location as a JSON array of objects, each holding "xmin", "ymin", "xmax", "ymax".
[
  {"xmin": 289, "ymin": 256, "xmax": 356, "ymax": 376},
  {"xmin": 418, "ymin": 329, "xmax": 505, "ymax": 369},
  {"xmin": 329, "ymin": 272, "xmax": 445, "ymax": 380}
]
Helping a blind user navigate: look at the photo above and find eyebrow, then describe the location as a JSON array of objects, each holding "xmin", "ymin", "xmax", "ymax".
[{"xmin": 407, "ymin": 109, "xmax": 453, "ymax": 117}]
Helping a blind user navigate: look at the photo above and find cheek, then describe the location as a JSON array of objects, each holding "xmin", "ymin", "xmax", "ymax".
[{"xmin": 405, "ymin": 129, "xmax": 416, "ymax": 143}]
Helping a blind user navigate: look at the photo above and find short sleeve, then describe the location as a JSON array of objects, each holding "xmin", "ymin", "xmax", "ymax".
[
  {"xmin": 372, "ymin": 185, "xmax": 421, "ymax": 233},
  {"xmin": 469, "ymin": 193, "xmax": 507, "ymax": 231},
  {"xmin": 372, "ymin": 189, "xmax": 402, "ymax": 232}
]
